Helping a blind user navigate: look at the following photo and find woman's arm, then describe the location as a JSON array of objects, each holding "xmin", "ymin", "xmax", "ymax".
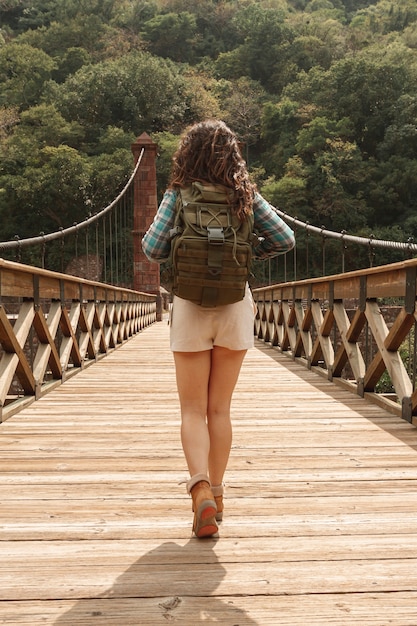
[
  {"xmin": 141, "ymin": 189, "xmax": 177, "ymax": 262},
  {"xmin": 252, "ymin": 192, "xmax": 295, "ymax": 259}
]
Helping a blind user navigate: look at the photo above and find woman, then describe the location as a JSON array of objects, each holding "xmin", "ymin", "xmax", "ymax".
[{"xmin": 142, "ymin": 120, "xmax": 295, "ymax": 538}]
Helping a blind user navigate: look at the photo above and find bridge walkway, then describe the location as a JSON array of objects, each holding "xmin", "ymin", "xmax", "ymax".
[{"xmin": 1, "ymin": 320, "xmax": 417, "ymax": 625}]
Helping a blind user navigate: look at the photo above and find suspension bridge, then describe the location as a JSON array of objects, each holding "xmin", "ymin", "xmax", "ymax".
[{"xmin": 1, "ymin": 135, "xmax": 417, "ymax": 625}]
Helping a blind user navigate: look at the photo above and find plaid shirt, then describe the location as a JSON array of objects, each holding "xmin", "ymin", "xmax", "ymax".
[{"xmin": 142, "ymin": 189, "xmax": 295, "ymax": 262}]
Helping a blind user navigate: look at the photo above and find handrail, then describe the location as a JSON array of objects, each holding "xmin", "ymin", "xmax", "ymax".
[
  {"xmin": 253, "ymin": 257, "xmax": 417, "ymax": 424},
  {"xmin": 0, "ymin": 256, "xmax": 157, "ymax": 422},
  {"xmin": 275, "ymin": 209, "xmax": 417, "ymax": 254}
]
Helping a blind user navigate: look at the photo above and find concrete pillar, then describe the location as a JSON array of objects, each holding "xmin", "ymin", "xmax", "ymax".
[{"xmin": 131, "ymin": 132, "xmax": 162, "ymax": 320}]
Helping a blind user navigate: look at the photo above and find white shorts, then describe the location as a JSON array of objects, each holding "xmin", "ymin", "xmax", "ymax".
[{"xmin": 170, "ymin": 284, "xmax": 256, "ymax": 352}]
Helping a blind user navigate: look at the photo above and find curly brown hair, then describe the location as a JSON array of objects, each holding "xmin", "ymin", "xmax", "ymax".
[{"xmin": 169, "ymin": 119, "xmax": 255, "ymax": 221}]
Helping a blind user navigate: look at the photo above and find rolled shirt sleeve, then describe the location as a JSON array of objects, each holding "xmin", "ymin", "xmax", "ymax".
[
  {"xmin": 141, "ymin": 189, "xmax": 177, "ymax": 262},
  {"xmin": 252, "ymin": 192, "xmax": 295, "ymax": 260}
]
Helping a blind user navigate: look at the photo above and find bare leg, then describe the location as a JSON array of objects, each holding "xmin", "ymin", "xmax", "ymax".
[
  {"xmin": 173, "ymin": 350, "xmax": 212, "ymax": 477},
  {"xmin": 207, "ymin": 346, "xmax": 247, "ymax": 486},
  {"xmin": 174, "ymin": 346, "xmax": 247, "ymax": 534},
  {"xmin": 173, "ymin": 347, "xmax": 246, "ymax": 482}
]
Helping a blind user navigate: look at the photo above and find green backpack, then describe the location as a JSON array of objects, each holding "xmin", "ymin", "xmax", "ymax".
[{"xmin": 162, "ymin": 181, "xmax": 254, "ymax": 307}]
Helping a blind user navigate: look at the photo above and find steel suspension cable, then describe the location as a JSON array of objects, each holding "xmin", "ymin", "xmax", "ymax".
[{"xmin": 0, "ymin": 148, "xmax": 144, "ymax": 254}]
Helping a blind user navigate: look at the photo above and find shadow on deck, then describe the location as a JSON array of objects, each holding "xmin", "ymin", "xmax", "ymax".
[{"xmin": 1, "ymin": 320, "xmax": 417, "ymax": 625}]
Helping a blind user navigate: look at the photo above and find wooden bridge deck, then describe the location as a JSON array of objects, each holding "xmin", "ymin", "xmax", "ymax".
[{"xmin": 2, "ymin": 320, "xmax": 417, "ymax": 625}]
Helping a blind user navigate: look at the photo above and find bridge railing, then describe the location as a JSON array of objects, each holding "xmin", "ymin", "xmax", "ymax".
[
  {"xmin": 0, "ymin": 258, "xmax": 157, "ymax": 422},
  {"xmin": 253, "ymin": 257, "xmax": 417, "ymax": 425},
  {"xmin": 255, "ymin": 209, "xmax": 417, "ymax": 287}
]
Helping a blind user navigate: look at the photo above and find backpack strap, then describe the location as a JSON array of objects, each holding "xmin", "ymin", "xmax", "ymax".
[
  {"xmin": 207, "ymin": 225, "xmax": 224, "ymax": 275},
  {"xmin": 201, "ymin": 286, "xmax": 220, "ymax": 307}
]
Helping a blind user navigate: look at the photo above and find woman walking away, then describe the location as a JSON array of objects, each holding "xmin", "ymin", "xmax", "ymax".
[{"xmin": 142, "ymin": 120, "xmax": 295, "ymax": 538}]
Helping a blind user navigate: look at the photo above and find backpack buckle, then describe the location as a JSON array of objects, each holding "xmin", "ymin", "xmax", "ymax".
[
  {"xmin": 207, "ymin": 227, "xmax": 224, "ymax": 244},
  {"xmin": 169, "ymin": 226, "xmax": 182, "ymax": 239}
]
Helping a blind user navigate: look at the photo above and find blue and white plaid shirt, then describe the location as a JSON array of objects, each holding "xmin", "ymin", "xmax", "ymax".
[{"xmin": 142, "ymin": 189, "xmax": 295, "ymax": 262}]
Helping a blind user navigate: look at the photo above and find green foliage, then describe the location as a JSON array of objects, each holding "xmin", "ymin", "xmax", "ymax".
[
  {"xmin": 17, "ymin": 15, "xmax": 107, "ymax": 57},
  {"xmin": 0, "ymin": 103, "xmax": 130, "ymax": 240},
  {"xmin": 216, "ymin": 4, "xmax": 295, "ymax": 93},
  {"xmin": 151, "ymin": 131, "xmax": 180, "ymax": 199},
  {"xmin": 141, "ymin": 12, "xmax": 198, "ymax": 63},
  {"xmin": 111, "ymin": 1, "xmax": 158, "ymax": 31},
  {"xmin": 0, "ymin": 144, "xmax": 91, "ymax": 239},
  {"xmin": 217, "ymin": 77, "xmax": 268, "ymax": 162},
  {"xmin": 1, "ymin": 0, "xmax": 121, "ymax": 31},
  {"xmin": 47, "ymin": 52, "xmax": 192, "ymax": 140},
  {"xmin": 261, "ymin": 170, "xmax": 309, "ymax": 217},
  {"xmin": 0, "ymin": 0, "xmax": 417, "ymax": 281},
  {"xmin": 15, "ymin": 104, "xmax": 84, "ymax": 148},
  {"xmin": 0, "ymin": 42, "xmax": 56, "ymax": 108},
  {"xmin": 88, "ymin": 148, "xmax": 134, "ymax": 209},
  {"xmin": 352, "ymin": 0, "xmax": 417, "ymax": 35}
]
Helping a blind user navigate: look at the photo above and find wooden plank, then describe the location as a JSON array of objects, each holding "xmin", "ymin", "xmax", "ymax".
[
  {"xmin": 4, "ymin": 558, "xmax": 417, "ymax": 601},
  {"xmin": 32, "ymin": 304, "xmax": 62, "ymax": 382},
  {"xmin": 333, "ymin": 302, "xmax": 366, "ymax": 380},
  {"xmin": 0, "ymin": 303, "xmax": 36, "ymax": 403},
  {"xmin": 3, "ymin": 534, "xmax": 417, "ymax": 564},
  {"xmin": 310, "ymin": 301, "xmax": 334, "ymax": 369},
  {"xmin": 384, "ymin": 308, "xmax": 415, "ymax": 351},
  {"xmin": 293, "ymin": 300, "xmax": 312, "ymax": 357},
  {"xmin": 2, "ymin": 593, "xmax": 417, "ymax": 626},
  {"xmin": 365, "ymin": 301, "xmax": 412, "ymax": 398},
  {"xmin": 59, "ymin": 303, "xmax": 82, "ymax": 369}
]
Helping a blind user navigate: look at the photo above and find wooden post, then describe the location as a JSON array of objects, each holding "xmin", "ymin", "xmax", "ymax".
[{"xmin": 131, "ymin": 132, "xmax": 162, "ymax": 320}]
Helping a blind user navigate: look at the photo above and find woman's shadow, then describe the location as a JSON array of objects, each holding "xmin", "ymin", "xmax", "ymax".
[{"xmin": 55, "ymin": 538, "xmax": 258, "ymax": 625}]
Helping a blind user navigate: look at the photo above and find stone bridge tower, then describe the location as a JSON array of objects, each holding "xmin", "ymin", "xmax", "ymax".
[{"xmin": 131, "ymin": 132, "xmax": 162, "ymax": 320}]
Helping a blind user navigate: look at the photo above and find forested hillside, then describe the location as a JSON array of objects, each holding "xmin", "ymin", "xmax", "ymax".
[{"xmin": 1, "ymin": 0, "xmax": 417, "ymax": 252}]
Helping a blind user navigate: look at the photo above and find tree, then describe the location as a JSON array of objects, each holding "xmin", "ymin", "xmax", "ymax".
[
  {"xmin": 366, "ymin": 156, "xmax": 417, "ymax": 227},
  {"xmin": 151, "ymin": 131, "xmax": 179, "ymax": 199},
  {"xmin": 339, "ymin": 0, "xmax": 380, "ymax": 17},
  {"xmin": 260, "ymin": 156, "xmax": 309, "ymax": 218},
  {"xmin": 0, "ymin": 108, "xmax": 132, "ymax": 243},
  {"xmin": 0, "ymin": 145, "xmax": 91, "ymax": 240},
  {"xmin": 6, "ymin": 0, "xmax": 121, "ymax": 30},
  {"xmin": 0, "ymin": 0, "xmax": 31, "ymax": 31},
  {"xmin": 18, "ymin": 15, "xmax": 106, "ymax": 57},
  {"xmin": 325, "ymin": 50, "xmax": 414, "ymax": 156},
  {"xmin": 261, "ymin": 97, "xmax": 316, "ymax": 175},
  {"xmin": 0, "ymin": 42, "xmax": 56, "ymax": 108},
  {"xmin": 11, "ymin": 104, "xmax": 84, "ymax": 148},
  {"xmin": 1, "ymin": 0, "xmax": 417, "ymax": 258},
  {"xmin": 219, "ymin": 78, "xmax": 267, "ymax": 162},
  {"xmin": 88, "ymin": 147, "xmax": 134, "ymax": 210},
  {"xmin": 142, "ymin": 0, "xmax": 242, "ymax": 60},
  {"xmin": 350, "ymin": 0, "xmax": 417, "ymax": 34},
  {"xmin": 0, "ymin": 106, "xmax": 19, "ymax": 140},
  {"xmin": 290, "ymin": 115, "xmax": 368, "ymax": 230},
  {"xmin": 283, "ymin": 44, "xmax": 416, "ymax": 158},
  {"xmin": 111, "ymin": 0, "xmax": 157, "ymax": 31},
  {"xmin": 216, "ymin": 4, "xmax": 295, "ymax": 94},
  {"xmin": 141, "ymin": 12, "xmax": 198, "ymax": 63},
  {"xmin": 377, "ymin": 94, "xmax": 417, "ymax": 160},
  {"xmin": 48, "ymin": 52, "xmax": 192, "ymax": 140}
]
